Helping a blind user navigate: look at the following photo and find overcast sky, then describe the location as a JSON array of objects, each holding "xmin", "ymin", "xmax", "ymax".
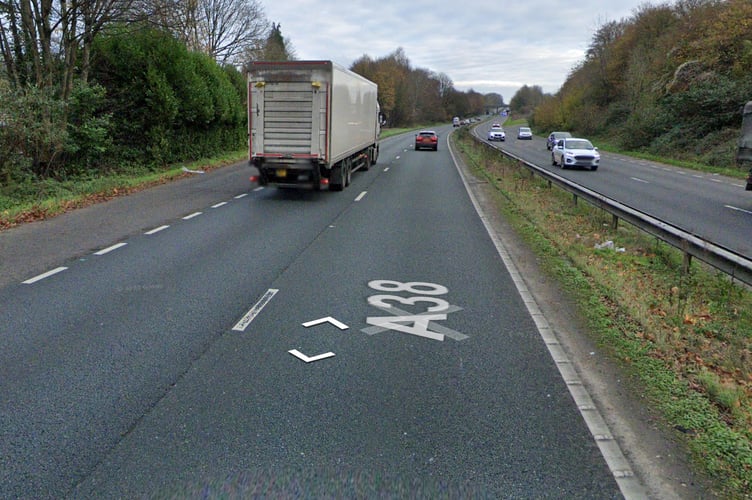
[{"xmin": 261, "ymin": 0, "xmax": 653, "ymax": 101}]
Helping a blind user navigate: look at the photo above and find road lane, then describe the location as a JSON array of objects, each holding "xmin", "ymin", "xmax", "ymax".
[
  {"xmin": 65, "ymin": 128, "xmax": 628, "ymax": 497},
  {"xmin": 0, "ymin": 156, "xmax": 394, "ymax": 497},
  {"xmin": 478, "ymin": 122, "xmax": 752, "ymax": 257}
]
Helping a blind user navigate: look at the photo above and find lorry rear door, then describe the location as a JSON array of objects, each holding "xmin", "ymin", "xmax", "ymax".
[{"xmin": 250, "ymin": 81, "xmax": 327, "ymax": 161}]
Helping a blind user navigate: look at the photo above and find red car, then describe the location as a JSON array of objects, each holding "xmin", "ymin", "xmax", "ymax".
[{"xmin": 415, "ymin": 130, "xmax": 438, "ymax": 151}]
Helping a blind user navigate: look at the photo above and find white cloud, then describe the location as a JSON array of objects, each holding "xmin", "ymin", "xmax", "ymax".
[{"xmin": 261, "ymin": 0, "xmax": 648, "ymax": 99}]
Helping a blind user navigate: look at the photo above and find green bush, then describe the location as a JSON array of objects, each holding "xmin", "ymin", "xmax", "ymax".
[
  {"xmin": 0, "ymin": 84, "xmax": 67, "ymax": 183},
  {"xmin": 90, "ymin": 25, "xmax": 245, "ymax": 168},
  {"xmin": 64, "ymin": 82, "xmax": 114, "ymax": 174}
]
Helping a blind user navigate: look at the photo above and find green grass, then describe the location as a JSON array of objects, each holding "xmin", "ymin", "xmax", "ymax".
[{"xmin": 0, "ymin": 150, "xmax": 247, "ymax": 228}]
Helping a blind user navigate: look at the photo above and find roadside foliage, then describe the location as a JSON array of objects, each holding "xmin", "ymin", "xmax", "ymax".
[
  {"xmin": 530, "ymin": 0, "xmax": 752, "ymax": 170},
  {"xmin": 454, "ymin": 128, "xmax": 752, "ymax": 498}
]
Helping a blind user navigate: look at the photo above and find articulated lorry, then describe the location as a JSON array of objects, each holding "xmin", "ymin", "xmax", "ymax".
[{"xmin": 247, "ymin": 60, "xmax": 380, "ymax": 191}]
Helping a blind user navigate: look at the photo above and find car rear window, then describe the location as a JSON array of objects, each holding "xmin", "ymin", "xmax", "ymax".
[{"xmin": 567, "ymin": 139, "xmax": 593, "ymax": 149}]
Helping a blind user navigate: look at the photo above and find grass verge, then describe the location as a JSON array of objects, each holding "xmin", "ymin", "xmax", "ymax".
[
  {"xmin": 452, "ymin": 128, "xmax": 752, "ymax": 498},
  {"xmin": 0, "ymin": 151, "xmax": 247, "ymax": 230}
]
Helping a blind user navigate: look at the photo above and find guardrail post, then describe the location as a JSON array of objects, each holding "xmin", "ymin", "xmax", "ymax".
[
  {"xmin": 681, "ymin": 239, "xmax": 693, "ymax": 275},
  {"xmin": 611, "ymin": 214, "xmax": 619, "ymax": 230},
  {"xmin": 573, "ymin": 193, "xmax": 579, "ymax": 205}
]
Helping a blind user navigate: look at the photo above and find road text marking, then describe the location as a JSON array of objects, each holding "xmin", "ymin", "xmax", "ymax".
[{"xmin": 363, "ymin": 280, "xmax": 467, "ymax": 342}]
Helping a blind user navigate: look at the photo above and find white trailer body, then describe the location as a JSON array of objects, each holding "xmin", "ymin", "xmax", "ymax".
[{"xmin": 247, "ymin": 60, "xmax": 380, "ymax": 190}]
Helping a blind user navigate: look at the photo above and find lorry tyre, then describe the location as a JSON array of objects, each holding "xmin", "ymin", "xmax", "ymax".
[{"xmin": 330, "ymin": 162, "xmax": 345, "ymax": 191}]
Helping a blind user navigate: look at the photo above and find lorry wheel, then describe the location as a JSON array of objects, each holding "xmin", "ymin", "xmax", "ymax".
[{"xmin": 330, "ymin": 163, "xmax": 345, "ymax": 191}]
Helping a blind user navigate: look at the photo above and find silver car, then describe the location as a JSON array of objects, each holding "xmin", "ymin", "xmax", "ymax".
[
  {"xmin": 551, "ymin": 138, "xmax": 600, "ymax": 170},
  {"xmin": 517, "ymin": 127, "xmax": 532, "ymax": 140}
]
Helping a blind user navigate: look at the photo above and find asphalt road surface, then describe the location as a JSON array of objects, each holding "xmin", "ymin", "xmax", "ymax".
[
  {"xmin": 1, "ymin": 128, "xmax": 708, "ymax": 498},
  {"xmin": 479, "ymin": 122, "xmax": 752, "ymax": 258}
]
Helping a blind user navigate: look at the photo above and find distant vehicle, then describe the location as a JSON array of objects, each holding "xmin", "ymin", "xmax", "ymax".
[
  {"xmin": 517, "ymin": 127, "xmax": 533, "ymax": 140},
  {"xmin": 492, "ymin": 123, "xmax": 501, "ymax": 128},
  {"xmin": 551, "ymin": 137, "xmax": 600, "ymax": 170},
  {"xmin": 453, "ymin": 117, "xmax": 460, "ymax": 127},
  {"xmin": 415, "ymin": 130, "xmax": 438, "ymax": 151},
  {"xmin": 487, "ymin": 126, "xmax": 506, "ymax": 142},
  {"xmin": 546, "ymin": 131, "xmax": 572, "ymax": 150}
]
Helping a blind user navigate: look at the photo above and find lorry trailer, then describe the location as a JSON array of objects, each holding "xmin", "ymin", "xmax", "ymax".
[{"xmin": 247, "ymin": 60, "xmax": 380, "ymax": 190}]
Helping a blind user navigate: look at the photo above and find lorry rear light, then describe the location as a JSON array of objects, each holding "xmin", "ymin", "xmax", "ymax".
[{"xmin": 320, "ymin": 178, "xmax": 329, "ymax": 185}]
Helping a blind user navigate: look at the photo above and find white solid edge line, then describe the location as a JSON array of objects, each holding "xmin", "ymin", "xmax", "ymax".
[
  {"xmin": 22, "ymin": 266, "xmax": 68, "ymax": 284},
  {"xmin": 94, "ymin": 242, "xmax": 127, "ymax": 256},
  {"xmin": 232, "ymin": 288, "xmax": 279, "ymax": 332},
  {"xmin": 446, "ymin": 136, "xmax": 649, "ymax": 499}
]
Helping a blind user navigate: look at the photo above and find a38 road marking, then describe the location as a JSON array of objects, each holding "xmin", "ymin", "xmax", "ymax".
[{"xmin": 363, "ymin": 280, "xmax": 467, "ymax": 342}]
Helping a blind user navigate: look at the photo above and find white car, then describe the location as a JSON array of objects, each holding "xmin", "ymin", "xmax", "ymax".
[
  {"xmin": 487, "ymin": 126, "xmax": 506, "ymax": 141},
  {"xmin": 517, "ymin": 127, "xmax": 532, "ymax": 140},
  {"xmin": 551, "ymin": 138, "xmax": 600, "ymax": 170}
]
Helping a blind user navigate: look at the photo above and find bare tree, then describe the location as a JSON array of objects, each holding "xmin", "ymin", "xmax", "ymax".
[
  {"xmin": 0, "ymin": 0, "xmax": 140, "ymax": 96},
  {"xmin": 148, "ymin": 0, "xmax": 268, "ymax": 65}
]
